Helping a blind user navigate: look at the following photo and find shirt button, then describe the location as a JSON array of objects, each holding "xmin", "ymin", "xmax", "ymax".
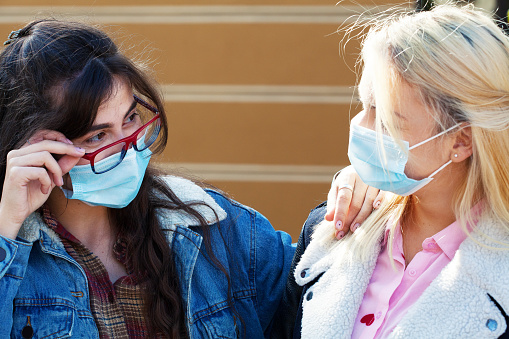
[
  {"xmin": 408, "ymin": 269, "xmax": 417, "ymax": 277},
  {"xmin": 0, "ymin": 247, "xmax": 6, "ymax": 261},
  {"xmin": 300, "ymin": 269, "xmax": 309, "ymax": 278},
  {"xmin": 108, "ymin": 293, "xmax": 115, "ymax": 303}
]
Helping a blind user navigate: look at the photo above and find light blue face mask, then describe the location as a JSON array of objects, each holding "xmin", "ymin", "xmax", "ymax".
[
  {"xmin": 60, "ymin": 147, "xmax": 152, "ymax": 208},
  {"xmin": 347, "ymin": 122, "xmax": 460, "ymax": 196}
]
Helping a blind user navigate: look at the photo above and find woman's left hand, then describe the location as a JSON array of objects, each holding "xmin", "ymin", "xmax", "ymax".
[{"xmin": 325, "ymin": 165, "xmax": 384, "ymax": 239}]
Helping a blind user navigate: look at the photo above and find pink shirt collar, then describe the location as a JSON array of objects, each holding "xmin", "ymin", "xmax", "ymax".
[
  {"xmin": 383, "ymin": 221, "xmax": 467, "ymax": 259},
  {"xmin": 382, "ymin": 202, "xmax": 483, "ymax": 259}
]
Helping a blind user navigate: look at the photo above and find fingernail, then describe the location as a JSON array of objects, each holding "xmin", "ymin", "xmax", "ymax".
[
  {"xmin": 64, "ymin": 138, "xmax": 73, "ymax": 145},
  {"xmin": 335, "ymin": 220, "xmax": 342, "ymax": 230},
  {"xmin": 75, "ymin": 147, "xmax": 85, "ymax": 153},
  {"xmin": 374, "ymin": 200, "xmax": 381, "ymax": 209},
  {"xmin": 336, "ymin": 230, "xmax": 345, "ymax": 239},
  {"xmin": 352, "ymin": 223, "xmax": 360, "ymax": 232}
]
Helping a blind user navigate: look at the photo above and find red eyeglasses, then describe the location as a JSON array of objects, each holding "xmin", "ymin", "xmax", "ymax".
[{"xmin": 81, "ymin": 94, "xmax": 161, "ymax": 174}]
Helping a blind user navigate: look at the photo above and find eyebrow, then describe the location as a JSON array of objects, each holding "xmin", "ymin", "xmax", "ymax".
[
  {"xmin": 394, "ymin": 111, "xmax": 407, "ymax": 121},
  {"xmin": 87, "ymin": 99, "xmax": 138, "ymax": 132}
]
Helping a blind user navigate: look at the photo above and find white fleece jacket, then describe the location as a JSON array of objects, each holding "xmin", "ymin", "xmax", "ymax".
[{"xmin": 294, "ymin": 216, "xmax": 509, "ymax": 339}]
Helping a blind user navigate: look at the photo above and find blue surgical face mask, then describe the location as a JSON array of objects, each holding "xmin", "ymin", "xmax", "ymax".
[
  {"xmin": 347, "ymin": 122, "xmax": 460, "ymax": 196},
  {"xmin": 60, "ymin": 147, "xmax": 152, "ymax": 208}
]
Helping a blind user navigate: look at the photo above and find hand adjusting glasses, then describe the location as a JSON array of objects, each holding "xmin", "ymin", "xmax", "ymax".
[{"xmin": 81, "ymin": 94, "xmax": 161, "ymax": 174}]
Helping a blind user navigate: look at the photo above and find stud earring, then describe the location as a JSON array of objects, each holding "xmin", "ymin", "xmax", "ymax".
[{"xmin": 454, "ymin": 154, "xmax": 459, "ymax": 158}]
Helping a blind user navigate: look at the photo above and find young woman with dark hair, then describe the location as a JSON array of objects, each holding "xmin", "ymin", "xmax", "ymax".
[{"xmin": 0, "ymin": 20, "xmax": 379, "ymax": 338}]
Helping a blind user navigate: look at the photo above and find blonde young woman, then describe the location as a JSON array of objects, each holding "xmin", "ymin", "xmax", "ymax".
[{"xmin": 273, "ymin": 4, "xmax": 509, "ymax": 339}]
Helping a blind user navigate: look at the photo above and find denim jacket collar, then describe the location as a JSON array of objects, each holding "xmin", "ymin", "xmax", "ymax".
[{"xmin": 17, "ymin": 176, "xmax": 227, "ymax": 249}]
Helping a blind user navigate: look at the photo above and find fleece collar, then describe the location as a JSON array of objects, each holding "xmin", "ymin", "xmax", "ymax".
[{"xmin": 17, "ymin": 176, "xmax": 227, "ymax": 246}]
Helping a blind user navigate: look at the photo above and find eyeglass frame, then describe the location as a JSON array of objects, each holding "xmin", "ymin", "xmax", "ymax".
[{"xmin": 81, "ymin": 94, "xmax": 161, "ymax": 174}]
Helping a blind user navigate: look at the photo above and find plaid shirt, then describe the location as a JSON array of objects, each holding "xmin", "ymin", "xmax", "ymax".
[{"xmin": 42, "ymin": 208, "xmax": 151, "ymax": 339}]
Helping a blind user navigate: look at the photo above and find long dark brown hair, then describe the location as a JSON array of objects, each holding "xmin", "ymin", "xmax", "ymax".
[{"xmin": 0, "ymin": 19, "xmax": 237, "ymax": 338}]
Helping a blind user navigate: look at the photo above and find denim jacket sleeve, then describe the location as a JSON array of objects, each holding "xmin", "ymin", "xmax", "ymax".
[
  {"xmin": 269, "ymin": 202, "xmax": 327, "ymax": 339},
  {"xmin": 202, "ymin": 190, "xmax": 295, "ymax": 337},
  {"xmin": 0, "ymin": 234, "xmax": 33, "ymax": 333},
  {"xmin": 253, "ymin": 210, "xmax": 295, "ymax": 334}
]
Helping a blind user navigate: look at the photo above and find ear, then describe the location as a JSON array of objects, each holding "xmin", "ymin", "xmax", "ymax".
[{"xmin": 450, "ymin": 124, "xmax": 472, "ymax": 162}]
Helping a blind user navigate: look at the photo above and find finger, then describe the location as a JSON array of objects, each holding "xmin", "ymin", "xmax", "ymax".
[
  {"xmin": 332, "ymin": 179, "xmax": 357, "ymax": 239},
  {"xmin": 325, "ymin": 187, "xmax": 338, "ymax": 221},
  {"xmin": 327, "ymin": 166, "xmax": 354, "ymax": 222},
  {"xmin": 11, "ymin": 166, "xmax": 53, "ymax": 195},
  {"xmin": 350, "ymin": 186, "xmax": 379, "ymax": 233},
  {"xmin": 326, "ymin": 170, "xmax": 343, "ymax": 221},
  {"xmin": 343, "ymin": 182, "xmax": 369, "ymax": 230},
  {"xmin": 57, "ymin": 154, "xmax": 83, "ymax": 176},
  {"xmin": 12, "ymin": 139, "xmax": 85, "ymax": 159},
  {"xmin": 373, "ymin": 191, "xmax": 385, "ymax": 209},
  {"xmin": 29, "ymin": 130, "xmax": 73, "ymax": 145},
  {"xmin": 333, "ymin": 188, "xmax": 353, "ymax": 239},
  {"xmin": 9, "ymin": 151, "xmax": 65, "ymax": 186}
]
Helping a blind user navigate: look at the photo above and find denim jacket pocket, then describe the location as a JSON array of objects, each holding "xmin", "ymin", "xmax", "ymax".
[
  {"xmin": 192, "ymin": 307, "xmax": 239, "ymax": 339},
  {"xmin": 12, "ymin": 297, "xmax": 75, "ymax": 338}
]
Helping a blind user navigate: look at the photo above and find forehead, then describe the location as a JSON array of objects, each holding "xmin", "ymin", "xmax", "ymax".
[{"xmin": 93, "ymin": 78, "xmax": 134, "ymax": 123}]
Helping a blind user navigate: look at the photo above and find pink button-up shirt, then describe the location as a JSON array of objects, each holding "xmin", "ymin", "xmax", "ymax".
[{"xmin": 351, "ymin": 218, "xmax": 469, "ymax": 338}]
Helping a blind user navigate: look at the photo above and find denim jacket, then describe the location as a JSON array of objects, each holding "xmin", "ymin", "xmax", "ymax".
[{"xmin": 0, "ymin": 176, "xmax": 295, "ymax": 338}]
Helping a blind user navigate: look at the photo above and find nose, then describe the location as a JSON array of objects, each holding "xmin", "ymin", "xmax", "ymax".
[{"xmin": 351, "ymin": 111, "xmax": 375, "ymax": 130}]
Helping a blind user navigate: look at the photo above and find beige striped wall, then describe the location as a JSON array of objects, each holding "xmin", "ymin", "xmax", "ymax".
[{"xmin": 0, "ymin": 0, "xmax": 409, "ymax": 239}]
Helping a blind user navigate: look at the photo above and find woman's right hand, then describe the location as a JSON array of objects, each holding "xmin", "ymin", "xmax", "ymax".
[{"xmin": 0, "ymin": 130, "xmax": 85, "ymax": 239}]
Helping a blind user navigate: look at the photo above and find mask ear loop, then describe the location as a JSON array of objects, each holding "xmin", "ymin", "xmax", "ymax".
[
  {"xmin": 427, "ymin": 160, "xmax": 452, "ymax": 179},
  {"xmin": 408, "ymin": 123, "xmax": 461, "ymax": 180},
  {"xmin": 409, "ymin": 123, "xmax": 461, "ymax": 150}
]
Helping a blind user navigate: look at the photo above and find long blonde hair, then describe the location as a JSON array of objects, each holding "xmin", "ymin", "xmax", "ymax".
[{"xmin": 316, "ymin": 4, "xmax": 509, "ymax": 260}]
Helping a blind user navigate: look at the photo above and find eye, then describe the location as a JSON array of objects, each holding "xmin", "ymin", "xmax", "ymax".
[
  {"xmin": 85, "ymin": 132, "xmax": 106, "ymax": 144},
  {"xmin": 124, "ymin": 111, "xmax": 140, "ymax": 124}
]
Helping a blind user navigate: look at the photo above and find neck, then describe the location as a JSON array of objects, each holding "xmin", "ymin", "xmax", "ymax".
[
  {"xmin": 403, "ymin": 162, "xmax": 467, "ymax": 238},
  {"xmin": 46, "ymin": 188, "xmax": 114, "ymax": 251}
]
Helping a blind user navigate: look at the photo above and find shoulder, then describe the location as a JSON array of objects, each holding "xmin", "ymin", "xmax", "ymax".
[
  {"xmin": 155, "ymin": 176, "xmax": 228, "ymax": 227},
  {"xmin": 158, "ymin": 175, "xmax": 263, "ymax": 222},
  {"xmin": 306, "ymin": 201, "xmax": 327, "ymax": 223},
  {"xmin": 453, "ymin": 216, "xmax": 509, "ymax": 301},
  {"xmin": 301, "ymin": 202, "xmax": 327, "ymax": 247},
  {"xmin": 204, "ymin": 188, "xmax": 263, "ymax": 222},
  {"xmin": 204, "ymin": 188, "xmax": 281, "ymax": 241}
]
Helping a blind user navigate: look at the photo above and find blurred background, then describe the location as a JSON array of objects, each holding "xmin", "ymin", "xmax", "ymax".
[{"xmin": 0, "ymin": 0, "xmax": 505, "ymax": 239}]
